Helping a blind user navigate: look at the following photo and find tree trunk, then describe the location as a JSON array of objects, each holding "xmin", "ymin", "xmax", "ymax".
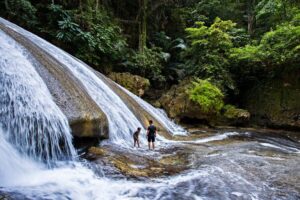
[
  {"xmin": 79, "ymin": 0, "xmax": 83, "ymax": 12},
  {"xmin": 138, "ymin": 0, "xmax": 147, "ymax": 53},
  {"xmin": 247, "ymin": 0, "xmax": 256, "ymax": 37},
  {"xmin": 95, "ymin": 0, "xmax": 99, "ymax": 11},
  {"xmin": 4, "ymin": 0, "xmax": 9, "ymax": 10},
  {"xmin": 247, "ymin": 14, "xmax": 255, "ymax": 36}
]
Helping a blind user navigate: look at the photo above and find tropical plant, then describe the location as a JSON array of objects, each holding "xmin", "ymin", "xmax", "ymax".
[
  {"xmin": 188, "ymin": 79, "xmax": 224, "ymax": 113},
  {"xmin": 183, "ymin": 17, "xmax": 236, "ymax": 91}
]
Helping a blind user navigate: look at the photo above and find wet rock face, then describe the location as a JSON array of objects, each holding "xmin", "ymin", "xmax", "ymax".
[
  {"xmin": 109, "ymin": 72, "xmax": 150, "ymax": 97},
  {"xmin": 0, "ymin": 23, "xmax": 108, "ymax": 139},
  {"xmin": 243, "ymin": 69, "xmax": 300, "ymax": 130}
]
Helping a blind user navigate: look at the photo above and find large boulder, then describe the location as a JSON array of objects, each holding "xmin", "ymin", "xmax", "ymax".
[
  {"xmin": 159, "ymin": 78, "xmax": 250, "ymax": 126},
  {"xmin": 159, "ymin": 78, "xmax": 218, "ymax": 124},
  {"xmin": 109, "ymin": 72, "xmax": 150, "ymax": 97},
  {"xmin": 243, "ymin": 69, "xmax": 300, "ymax": 130}
]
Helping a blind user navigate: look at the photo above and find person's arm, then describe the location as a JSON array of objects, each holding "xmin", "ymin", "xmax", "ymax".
[
  {"xmin": 155, "ymin": 127, "xmax": 157, "ymax": 137},
  {"xmin": 146, "ymin": 127, "xmax": 149, "ymax": 137}
]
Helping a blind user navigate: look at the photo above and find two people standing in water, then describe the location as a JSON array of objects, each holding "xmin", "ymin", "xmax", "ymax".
[{"xmin": 133, "ymin": 120, "xmax": 157, "ymax": 150}]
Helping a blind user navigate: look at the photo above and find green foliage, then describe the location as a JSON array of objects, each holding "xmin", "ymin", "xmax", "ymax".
[
  {"xmin": 38, "ymin": 4, "xmax": 126, "ymax": 70},
  {"xmin": 183, "ymin": 18, "xmax": 237, "ymax": 91},
  {"xmin": 122, "ymin": 47, "xmax": 165, "ymax": 84},
  {"xmin": 231, "ymin": 17, "xmax": 300, "ymax": 67},
  {"xmin": 74, "ymin": 10, "xmax": 127, "ymax": 66},
  {"xmin": 230, "ymin": 13, "xmax": 300, "ymax": 90},
  {"xmin": 180, "ymin": 0, "xmax": 245, "ymax": 27},
  {"xmin": 188, "ymin": 79, "xmax": 224, "ymax": 113},
  {"xmin": 1, "ymin": 0, "xmax": 37, "ymax": 27},
  {"xmin": 222, "ymin": 104, "xmax": 249, "ymax": 119},
  {"xmin": 1, "ymin": 0, "xmax": 299, "ymax": 99}
]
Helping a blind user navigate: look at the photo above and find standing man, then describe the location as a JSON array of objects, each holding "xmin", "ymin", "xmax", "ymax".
[{"xmin": 147, "ymin": 120, "xmax": 156, "ymax": 150}]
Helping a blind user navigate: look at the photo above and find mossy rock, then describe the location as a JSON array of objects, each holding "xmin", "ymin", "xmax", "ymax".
[
  {"xmin": 222, "ymin": 105, "xmax": 250, "ymax": 126},
  {"xmin": 109, "ymin": 72, "xmax": 150, "ymax": 97},
  {"xmin": 159, "ymin": 78, "xmax": 222, "ymax": 125},
  {"xmin": 243, "ymin": 69, "xmax": 300, "ymax": 130}
]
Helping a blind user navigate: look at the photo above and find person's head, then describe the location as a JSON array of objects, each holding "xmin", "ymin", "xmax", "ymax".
[
  {"xmin": 137, "ymin": 127, "xmax": 141, "ymax": 132},
  {"xmin": 149, "ymin": 120, "xmax": 153, "ymax": 125}
]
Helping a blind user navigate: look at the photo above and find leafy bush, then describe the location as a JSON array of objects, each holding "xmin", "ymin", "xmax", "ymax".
[
  {"xmin": 183, "ymin": 17, "xmax": 236, "ymax": 91},
  {"xmin": 122, "ymin": 47, "xmax": 166, "ymax": 84},
  {"xmin": 231, "ymin": 14, "xmax": 300, "ymax": 68},
  {"xmin": 2, "ymin": 0, "xmax": 37, "ymax": 28},
  {"xmin": 188, "ymin": 79, "xmax": 224, "ymax": 113},
  {"xmin": 41, "ymin": 4, "xmax": 126, "ymax": 70},
  {"xmin": 73, "ymin": 9, "xmax": 127, "ymax": 63}
]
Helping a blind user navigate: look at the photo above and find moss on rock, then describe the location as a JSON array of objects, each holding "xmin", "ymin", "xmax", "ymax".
[
  {"xmin": 159, "ymin": 78, "xmax": 251, "ymax": 126},
  {"xmin": 243, "ymin": 69, "xmax": 300, "ymax": 130},
  {"xmin": 222, "ymin": 105, "xmax": 250, "ymax": 126},
  {"xmin": 159, "ymin": 78, "xmax": 215, "ymax": 121}
]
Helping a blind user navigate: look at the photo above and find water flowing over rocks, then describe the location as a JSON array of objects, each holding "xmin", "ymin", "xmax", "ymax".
[
  {"xmin": 0, "ymin": 22, "xmax": 108, "ymax": 139},
  {"xmin": 0, "ymin": 17, "xmax": 299, "ymax": 200}
]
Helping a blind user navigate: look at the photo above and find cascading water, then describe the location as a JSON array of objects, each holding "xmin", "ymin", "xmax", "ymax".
[
  {"xmin": 0, "ymin": 29, "xmax": 75, "ymax": 164},
  {"xmin": 119, "ymin": 85, "xmax": 187, "ymax": 136},
  {"xmin": 0, "ymin": 18, "xmax": 150, "ymax": 147},
  {"xmin": 0, "ymin": 17, "xmax": 190, "ymax": 147},
  {"xmin": 0, "ymin": 18, "xmax": 299, "ymax": 200},
  {"xmin": 0, "ymin": 127, "xmax": 41, "ymax": 187}
]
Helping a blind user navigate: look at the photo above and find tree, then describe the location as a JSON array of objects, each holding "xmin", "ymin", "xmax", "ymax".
[
  {"xmin": 183, "ymin": 18, "xmax": 237, "ymax": 91},
  {"xmin": 1, "ymin": 0, "xmax": 37, "ymax": 28},
  {"xmin": 230, "ymin": 13, "xmax": 300, "ymax": 88},
  {"xmin": 138, "ymin": 0, "xmax": 147, "ymax": 53}
]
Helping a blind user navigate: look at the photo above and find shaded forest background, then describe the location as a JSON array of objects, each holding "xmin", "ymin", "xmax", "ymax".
[{"xmin": 1, "ymin": 0, "xmax": 300, "ymax": 120}]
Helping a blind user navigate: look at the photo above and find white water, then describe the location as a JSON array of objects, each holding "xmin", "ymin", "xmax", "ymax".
[
  {"xmin": 0, "ymin": 18, "xmax": 188, "ymax": 148},
  {"xmin": 119, "ymin": 84, "xmax": 187, "ymax": 136},
  {"xmin": 190, "ymin": 132, "xmax": 240, "ymax": 144},
  {"xmin": 0, "ymin": 18, "xmax": 153, "ymax": 147},
  {"xmin": 0, "ymin": 30, "xmax": 75, "ymax": 163},
  {"xmin": 0, "ymin": 127, "xmax": 42, "ymax": 187},
  {"xmin": 1, "ymin": 18, "xmax": 299, "ymax": 200}
]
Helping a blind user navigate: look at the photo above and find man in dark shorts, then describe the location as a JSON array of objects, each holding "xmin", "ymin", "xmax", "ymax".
[
  {"xmin": 147, "ymin": 120, "xmax": 157, "ymax": 150},
  {"xmin": 133, "ymin": 127, "xmax": 141, "ymax": 148}
]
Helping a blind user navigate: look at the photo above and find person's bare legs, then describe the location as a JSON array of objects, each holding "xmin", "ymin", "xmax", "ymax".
[
  {"xmin": 148, "ymin": 142, "xmax": 151, "ymax": 150},
  {"xmin": 137, "ymin": 140, "xmax": 140, "ymax": 148},
  {"xmin": 134, "ymin": 140, "xmax": 136, "ymax": 147},
  {"xmin": 152, "ymin": 142, "xmax": 155, "ymax": 150}
]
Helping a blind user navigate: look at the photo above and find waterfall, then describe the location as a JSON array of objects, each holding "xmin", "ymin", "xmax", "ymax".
[
  {"xmin": 0, "ymin": 17, "xmax": 187, "ymax": 147},
  {"xmin": 0, "ymin": 30, "xmax": 75, "ymax": 164},
  {"xmin": 0, "ymin": 18, "xmax": 299, "ymax": 200},
  {"xmin": 0, "ymin": 127, "xmax": 42, "ymax": 187}
]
